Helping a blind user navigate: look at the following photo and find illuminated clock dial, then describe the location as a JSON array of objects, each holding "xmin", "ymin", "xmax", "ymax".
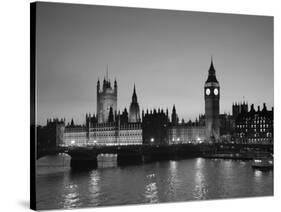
[
  {"xmin": 214, "ymin": 88, "xmax": 219, "ymax": 96},
  {"xmin": 206, "ymin": 88, "xmax": 210, "ymax": 95}
]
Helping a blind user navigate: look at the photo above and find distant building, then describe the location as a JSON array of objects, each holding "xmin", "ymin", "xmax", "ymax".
[
  {"xmin": 166, "ymin": 105, "xmax": 205, "ymax": 144},
  {"xmin": 198, "ymin": 114, "xmax": 205, "ymax": 126},
  {"xmin": 63, "ymin": 107, "xmax": 142, "ymax": 146},
  {"xmin": 234, "ymin": 103, "xmax": 273, "ymax": 144},
  {"xmin": 38, "ymin": 118, "xmax": 65, "ymax": 150},
  {"xmin": 63, "ymin": 126, "xmax": 87, "ymax": 146},
  {"xmin": 219, "ymin": 113, "xmax": 235, "ymax": 142},
  {"xmin": 65, "ymin": 73, "xmax": 142, "ymax": 146},
  {"xmin": 142, "ymin": 108, "xmax": 169, "ymax": 145},
  {"xmin": 167, "ymin": 119, "xmax": 206, "ymax": 144},
  {"xmin": 232, "ymin": 102, "xmax": 248, "ymax": 120},
  {"xmin": 204, "ymin": 59, "xmax": 220, "ymax": 141},
  {"xmin": 56, "ymin": 62, "xmax": 274, "ymax": 147},
  {"xmin": 171, "ymin": 105, "xmax": 179, "ymax": 125},
  {"xmin": 88, "ymin": 122, "xmax": 142, "ymax": 146},
  {"xmin": 195, "ymin": 113, "xmax": 235, "ymax": 142}
]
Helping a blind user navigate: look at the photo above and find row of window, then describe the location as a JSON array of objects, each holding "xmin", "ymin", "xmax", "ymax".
[
  {"xmin": 91, "ymin": 133, "xmax": 142, "ymax": 137},
  {"xmin": 236, "ymin": 124, "xmax": 271, "ymax": 129},
  {"xmin": 247, "ymin": 138, "xmax": 272, "ymax": 143},
  {"xmin": 238, "ymin": 132, "xmax": 272, "ymax": 138},
  {"xmin": 64, "ymin": 133, "xmax": 86, "ymax": 138},
  {"xmin": 237, "ymin": 128, "xmax": 272, "ymax": 133},
  {"xmin": 89, "ymin": 126, "xmax": 142, "ymax": 131}
]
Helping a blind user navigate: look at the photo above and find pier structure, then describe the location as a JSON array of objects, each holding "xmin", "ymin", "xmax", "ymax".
[{"xmin": 37, "ymin": 143, "xmax": 273, "ymax": 169}]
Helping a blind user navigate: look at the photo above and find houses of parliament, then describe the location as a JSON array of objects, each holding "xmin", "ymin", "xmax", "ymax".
[
  {"xmin": 61, "ymin": 60, "xmax": 220, "ymax": 146},
  {"xmin": 38, "ymin": 60, "xmax": 273, "ymax": 148}
]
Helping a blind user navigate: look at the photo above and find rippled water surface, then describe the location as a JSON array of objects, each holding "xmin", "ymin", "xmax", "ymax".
[{"xmin": 36, "ymin": 155, "xmax": 273, "ymax": 210}]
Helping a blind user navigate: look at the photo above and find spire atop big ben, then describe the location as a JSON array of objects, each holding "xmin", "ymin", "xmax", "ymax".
[{"xmin": 206, "ymin": 58, "xmax": 218, "ymax": 83}]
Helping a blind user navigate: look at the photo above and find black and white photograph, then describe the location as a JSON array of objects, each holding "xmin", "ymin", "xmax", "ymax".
[{"xmin": 30, "ymin": 2, "xmax": 273, "ymax": 211}]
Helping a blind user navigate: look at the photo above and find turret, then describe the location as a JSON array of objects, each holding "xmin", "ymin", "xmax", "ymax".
[
  {"xmin": 129, "ymin": 84, "xmax": 141, "ymax": 122},
  {"xmin": 114, "ymin": 78, "xmax": 117, "ymax": 93},
  {"xmin": 108, "ymin": 107, "xmax": 114, "ymax": 123},
  {"xmin": 103, "ymin": 78, "xmax": 106, "ymax": 91},
  {"xmin": 171, "ymin": 104, "xmax": 178, "ymax": 125},
  {"xmin": 132, "ymin": 84, "xmax": 137, "ymax": 103},
  {"xmin": 97, "ymin": 79, "xmax": 100, "ymax": 93},
  {"xmin": 262, "ymin": 103, "xmax": 267, "ymax": 112},
  {"xmin": 250, "ymin": 104, "xmax": 255, "ymax": 113}
]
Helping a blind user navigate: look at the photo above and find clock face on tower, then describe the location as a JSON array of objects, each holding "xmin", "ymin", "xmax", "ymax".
[
  {"xmin": 206, "ymin": 88, "xmax": 210, "ymax": 95},
  {"xmin": 214, "ymin": 88, "xmax": 219, "ymax": 96}
]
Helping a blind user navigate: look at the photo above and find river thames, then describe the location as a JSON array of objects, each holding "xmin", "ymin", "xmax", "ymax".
[{"xmin": 36, "ymin": 155, "xmax": 273, "ymax": 210}]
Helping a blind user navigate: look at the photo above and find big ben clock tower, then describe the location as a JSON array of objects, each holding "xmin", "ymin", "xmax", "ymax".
[{"xmin": 204, "ymin": 59, "xmax": 220, "ymax": 142}]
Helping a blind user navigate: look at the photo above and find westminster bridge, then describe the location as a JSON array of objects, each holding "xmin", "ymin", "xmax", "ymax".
[{"xmin": 37, "ymin": 143, "xmax": 273, "ymax": 169}]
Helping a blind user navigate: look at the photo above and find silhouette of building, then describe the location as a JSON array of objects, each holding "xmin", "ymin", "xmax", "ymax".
[
  {"xmin": 86, "ymin": 109, "xmax": 142, "ymax": 145},
  {"xmin": 171, "ymin": 104, "xmax": 179, "ymax": 125},
  {"xmin": 219, "ymin": 113, "xmax": 235, "ymax": 142},
  {"xmin": 198, "ymin": 114, "xmax": 205, "ymax": 126},
  {"xmin": 167, "ymin": 115, "xmax": 206, "ymax": 144},
  {"xmin": 63, "ymin": 126, "xmax": 87, "ymax": 146},
  {"xmin": 142, "ymin": 108, "xmax": 169, "ymax": 145},
  {"xmin": 232, "ymin": 101, "xmax": 248, "ymax": 120},
  {"xmin": 63, "ymin": 74, "xmax": 142, "ymax": 147},
  {"xmin": 234, "ymin": 103, "xmax": 273, "ymax": 144},
  {"xmin": 142, "ymin": 105, "xmax": 208, "ymax": 145},
  {"xmin": 87, "ymin": 122, "xmax": 142, "ymax": 145},
  {"xmin": 195, "ymin": 113, "xmax": 235, "ymax": 142},
  {"xmin": 38, "ymin": 118, "xmax": 65, "ymax": 150},
  {"xmin": 63, "ymin": 107, "xmax": 142, "ymax": 146},
  {"xmin": 54, "ymin": 61, "xmax": 274, "ymax": 147},
  {"xmin": 96, "ymin": 71, "xmax": 117, "ymax": 123},
  {"xmin": 204, "ymin": 59, "xmax": 220, "ymax": 141},
  {"xmin": 129, "ymin": 84, "xmax": 141, "ymax": 123}
]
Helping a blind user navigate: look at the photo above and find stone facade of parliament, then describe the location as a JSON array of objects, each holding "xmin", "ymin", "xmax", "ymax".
[
  {"xmin": 38, "ymin": 60, "xmax": 273, "ymax": 148},
  {"xmin": 62, "ymin": 60, "xmax": 220, "ymax": 146}
]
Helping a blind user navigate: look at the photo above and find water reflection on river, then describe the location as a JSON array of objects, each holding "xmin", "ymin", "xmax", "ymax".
[{"xmin": 36, "ymin": 155, "xmax": 273, "ymax": 210}]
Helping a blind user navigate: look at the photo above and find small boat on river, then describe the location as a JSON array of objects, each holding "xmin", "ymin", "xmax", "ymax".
[{"xmin": 252, "ymin": 153, "xmax": 273, "ymax": 170}]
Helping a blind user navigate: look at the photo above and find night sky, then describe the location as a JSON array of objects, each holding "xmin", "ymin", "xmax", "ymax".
[{"xmin": 35, "ymin": 2, "xmax": 273, "ymax": 125}]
